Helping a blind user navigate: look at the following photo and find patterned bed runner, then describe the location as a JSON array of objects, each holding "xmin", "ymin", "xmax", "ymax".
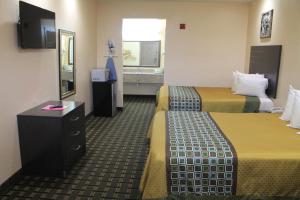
[
  {"xmin": 169, "ymin": 86, "xmax": 201, "ymax": 111},
  {"xmin": 244, "ymin": 96, "xmax": 260, "ymax": 113},
  {"xmin": 166, "ymin": 111, "xmax": 237, "ymax": 196}
]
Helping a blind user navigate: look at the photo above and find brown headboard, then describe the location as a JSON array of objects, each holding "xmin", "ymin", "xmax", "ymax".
[{"xmin": 249, "ymin": 45, "xmax": 282, "ymax": 98}]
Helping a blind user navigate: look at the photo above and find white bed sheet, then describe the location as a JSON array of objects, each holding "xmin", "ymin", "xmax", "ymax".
[{"xmin": 259, "ymin": 97, "xmax": 274, "ymax": 112}]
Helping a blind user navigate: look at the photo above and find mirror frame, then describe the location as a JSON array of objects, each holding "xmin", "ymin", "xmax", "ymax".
[{"xmin": 58, "ymin": 29, "xmax": 76, "ymax": 100}]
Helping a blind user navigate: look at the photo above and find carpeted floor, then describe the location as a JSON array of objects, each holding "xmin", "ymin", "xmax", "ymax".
[{"xmin": 0, "ymin": 96, "xmax": 156, "ymax": 200}]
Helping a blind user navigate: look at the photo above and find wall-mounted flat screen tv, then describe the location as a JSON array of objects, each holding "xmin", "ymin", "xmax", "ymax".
[{"xmin": 18, "ymin": 1, "xmax": 56, "ymax": 49}]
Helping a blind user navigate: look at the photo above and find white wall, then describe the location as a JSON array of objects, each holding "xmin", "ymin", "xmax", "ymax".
[
  {"xmin": 97, "ymin": 0, "xmax": 249, "ymax": 107},
  {"xmin": 0, "ymin": 0, "xmax": 97, "ymax": 184},
  {"xmin": 246, "ymin": 0, "xmax": 300, "ymax": 106}
]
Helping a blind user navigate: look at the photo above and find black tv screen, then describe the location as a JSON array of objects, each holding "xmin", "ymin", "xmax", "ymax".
[{"xmin": 18, "ymin": 1, "xmax": 56, "ymax": 49}]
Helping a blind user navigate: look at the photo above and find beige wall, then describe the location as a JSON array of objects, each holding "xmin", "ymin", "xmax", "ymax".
[
  {"xmin": 0, "ymin": 0, "xmax": 97, "ymax": 184},
  {"xmin": 97, "ymin": 0, "xmax": 250, "ymax": 107},
  {"xmin": 246, "ymin": 0, "xmax": 300, "ymax": 106}
]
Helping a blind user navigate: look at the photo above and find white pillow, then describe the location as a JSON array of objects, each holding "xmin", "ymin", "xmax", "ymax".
[
  {"xmin": 232, "ymin": 71, "xmax": 264, "ymax": 92},
  {"xmin": 232, "ymin": 71, "xmax": 239, "ymax": 92},
  {"xmin": 280, "ymin": 85, "xmax": 297, "ymax": 121},
  {"xmin": 235, "ymin": 76, "xmax": 268, "ymax": 98},
  {"xmin": 288, "ymin": 92, "xmax": 300, "ymax": 129}
]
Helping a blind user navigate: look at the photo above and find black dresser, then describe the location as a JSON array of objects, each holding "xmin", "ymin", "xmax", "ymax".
[
  {"xmin": 92, "ymin": 81, "xmax": 117, "ymax": 117},
  {"xmin": 17, "ymin": 101, "xmax": 86, "ymax": 177}
]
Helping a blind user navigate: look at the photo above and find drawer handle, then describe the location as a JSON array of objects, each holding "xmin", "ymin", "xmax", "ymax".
[
  {"xmin": 70, "ymin": 116, "xmax": 80, "ymax": 122},
  {"xmin": 71, "ymin": 130, "xmax": 81, "ymax": 136},
  {"xmin": 72, "ymin": 145, "xmax": 81, "ymax": 151}
]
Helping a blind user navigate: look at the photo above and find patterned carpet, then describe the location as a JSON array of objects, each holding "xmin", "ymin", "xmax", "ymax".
[{"xmin": 0, "ymin": 96, "xmax": 156, "ymax": 200}]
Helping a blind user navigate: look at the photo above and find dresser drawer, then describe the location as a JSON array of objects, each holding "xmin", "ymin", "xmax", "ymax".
[
  {"xmin": 65, "ymin": 104, "xmax": 84, "ymax": 123},
  {"xmin": 62, "ymin": 104, "xmax": 86, "ymax": 170},
  {"xmin": 63, "ymin": 105, "xmax": 85, "ymax": 132},
  {"xmin": 67, "ymin": 127, "xmax": 85, "ymax": 146},
  {"xmin": 65, "ymin": 137, "xmax": 86, "ymax": 170}
]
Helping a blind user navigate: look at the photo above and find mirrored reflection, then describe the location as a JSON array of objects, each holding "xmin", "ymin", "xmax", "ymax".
[
  {"xmin": 59, "ymin": 29, "xmax": 75, "ymax": 99},
  {"xmin": 123, "ymin": 41, "xmax": 160, "ymax": 67}
]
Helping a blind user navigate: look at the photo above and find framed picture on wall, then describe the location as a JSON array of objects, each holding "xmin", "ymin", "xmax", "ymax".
[{"xmin": 260, "ymin": 9, "xmax": 273, "ymax": 38}]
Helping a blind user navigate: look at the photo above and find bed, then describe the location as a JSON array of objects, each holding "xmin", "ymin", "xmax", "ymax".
[
  {"xmin": 156, "ymin": 45, "xmax": 281, "ymax": 113},
  {"xmin": 140, "ymin": 111, "xmax": 300, "ymax": 199},
  {"xmin": 156, "ymin": 85, "xmax": 274, "ymax": 113}
]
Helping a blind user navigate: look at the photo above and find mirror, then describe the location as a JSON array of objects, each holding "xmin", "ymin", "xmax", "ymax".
[
  {"xmin": 59, "ymin": 29, "xmax": 76, "ymax": 99},
  {"xmin": 123, "ymin": 41, "xmax": 161, "ymax": 67}
]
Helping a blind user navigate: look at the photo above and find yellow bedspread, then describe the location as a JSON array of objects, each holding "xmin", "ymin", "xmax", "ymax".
[
  {"xmin": 156, "ymin": 85, "xmax": 248, "ymax": 113},
  {"xmin": 140, "ymin": 112, "xmax": 300, "ymax": 199}
]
